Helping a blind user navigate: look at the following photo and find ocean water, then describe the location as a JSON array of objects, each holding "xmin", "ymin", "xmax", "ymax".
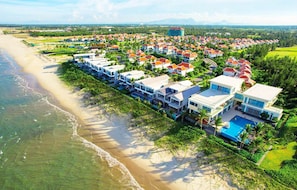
[{"xmin": 0, "ymin": 50, "xmax": 140, "ymax": 190}]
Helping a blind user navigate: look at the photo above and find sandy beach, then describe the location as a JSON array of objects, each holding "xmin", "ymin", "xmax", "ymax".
[{"xmin": 0, "ymin": 30, "xmax": 235, "ymax": 190}]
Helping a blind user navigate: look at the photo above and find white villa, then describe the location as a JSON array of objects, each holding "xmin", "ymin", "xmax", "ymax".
[
  {"xmin": 156, "ymin": 80, "xmax": 193, "ymax": 105},
  {"xmin": 238, "ymin": 84, "xmax": 283, "ymax": 121},
  {"xmin": 118, "ymin": 70, "xmax": 145, "ymax": 87},
  {"xmin": 73, "ymin": 53, "xmax": 95, "ymax": 63},
  {"xmin": 188, "ymin": 75, "xmax": 244, "ymax": 122},
  {"xmin": 134, "ymin": 75, "xmax": 170, "ymax": 99},
  {"xmin": 102, "ymin": 65, "xmax": 125, "ymax": 79}
]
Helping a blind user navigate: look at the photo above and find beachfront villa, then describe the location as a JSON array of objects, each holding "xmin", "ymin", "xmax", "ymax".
[
  {"xmin": 155, "ymin": 81, "xmax": 200, "ymax": 114},
  {"xmin": 73, "ymin": 53, "xmax": 95, "ymax": 63},
  {"xmin": 236, "ymin": 84, "xmax": 283, "ymax": 121},
  {"xmin": 118, "ymin": 70, "xmax": 146, "ymax": 87},
  {"xmin": 133, "ymin": 75, "xmax": 170, "ymax": 101},
  {"xmin": 165, "ymin": 85, "xmax": 200, "ymax": 119},
  {"xmin": 101, "ymin": 65, "xmax": 125, "ymax": 80},
  {"xmin": 188, "ymin": 75, "xmax": 245, "ymax": 122}
]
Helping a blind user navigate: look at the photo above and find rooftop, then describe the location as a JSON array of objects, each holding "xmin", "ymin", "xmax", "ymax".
[
  {"xmin": 171, "ymin": 86, "xmax": 200, "ymax": 101},
  {"xmin": 120, "ymin": 70, "xmax": 145, "ymax": 80},
  {"xmin": 210, "ymin": 75, "xmax": 244, "ymax": 89},
  {"xmin": 103, "ymin": 65, "xmax": 125, "ymax": 72},
  {"xmin": 135, "ymin": 75, "xmax": 169, "ymax": 90},
  {"xmin": 190, "ymin": 89, "xmax": 233, "ymax": 109},
  {"xmin": 242, "ymin": 83, "xmax": 282, "ymax": 102}
]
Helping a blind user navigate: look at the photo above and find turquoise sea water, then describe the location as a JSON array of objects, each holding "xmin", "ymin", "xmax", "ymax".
[{"xmin": 0, "ymin": 50, "xmax": 140, "ymax": 190}]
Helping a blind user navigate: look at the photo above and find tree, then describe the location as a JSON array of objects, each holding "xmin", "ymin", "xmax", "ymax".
[
  {"xmin": 240, "ymin": 131, "xmax": 248, "ymax": 149},
  {"xmin": 254, "ymin": 122, "xmax": 264, "ymax": 137},
  {"xmin": 195, "ymin": 109, "xmax": 208, "ymax": 130},
  {"xmin": 214, "ymin": 116, "xmax": 223, "ymax": 136}
]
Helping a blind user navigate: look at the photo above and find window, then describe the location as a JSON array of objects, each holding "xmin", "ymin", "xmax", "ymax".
[
  {"xmin": 235, "ymin": 93, "xmax": 244, "ymax": 100},
  {"xmin": 189, "ymin": 101, "xmax": 197, "ymax": 107},
  {"xmin": 202, "ymin": 106, "xmax": 211, "ymax": 113},
  {"xmin": 248, "ymin": 98, "xmax": 264, "ymax": 108}
]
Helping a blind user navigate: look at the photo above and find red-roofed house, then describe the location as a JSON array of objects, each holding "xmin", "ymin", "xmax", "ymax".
[
  {"xmin": 138, "ymin": 57, "xmax": 148, "ymax": 65},
  {"xmin": 151, "ymin": 58, "xmax": 171, "ymax": 70},
  {"xmin": 223, "ymin": 67, "xmax": 237, "ymax": 77},
  {"xmin": 168, "ymin": 62, "xmax": 194, "ymax": 76}
]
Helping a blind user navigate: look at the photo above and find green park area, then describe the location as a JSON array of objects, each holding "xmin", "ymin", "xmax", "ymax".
[{"xmin": 260, "ymin": 142, "xmax": 296, "ymax": 170}]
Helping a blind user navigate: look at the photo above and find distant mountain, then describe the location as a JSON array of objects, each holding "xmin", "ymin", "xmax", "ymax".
[
  {"xmin": 146, "ymin": 18, "xmax": 234, "ymax": 26},
  {"xmin": 146, "ymin": 18, "xmax": 198, "ymax": 25}
]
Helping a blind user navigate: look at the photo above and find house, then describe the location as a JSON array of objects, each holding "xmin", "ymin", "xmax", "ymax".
[
  {"xmin": 86, "ymin": 58, "xmax": 111, "ymax": 74},
  {"xmin": 128, "ymin": 53, "xmax": 137, "ymax": 63},
  {"xmin": 167, "ymin": 64, "xmax": 179, "ymax": 74},
  {"xmin": 156, "ymin": 80, "xmax": 193, "ymax": 105},
  {"xmin": 110, "ymin": 45, "xmax": 119, "ymax": 51},
  {"xmin": 183, "ymin": 52, "xmax": 197, "ymax": 62},
  {"xmin": 138, "ymin": 57, "xmax": 148, "ymax": 65},
  {"xmin": 118, "ymin": 70, "xmax": 145, "ymax": 87},
  {"xmin": 240, "ymin": 84, "xmax": 283, "ymax": 121},
  {"xmin": 176, "ymin": 62, "xmax": 194, "ymax": 76},
  {"xmin": 134, "ymin": 75, "xmax": 170, "ymax": 99},
  {"xmin": 141, "ymin": 44, "xmax": 155, "ymax": 52},
  {"xmin": 102, "ymin": 65, "xmax": 125, "ymax": 80},
  {"xmin": 168, "ymin": 85, "xmax": 200, "ymax": 118},
  {"xmin": 168, "ymin": 62, "xmax": 194, "ymax": 76},
  {"xmin": 73, "ymin": 53, "xmax": 95, "ymax": 63},
  {"xmin": 223, "ymin": 67, "xmax": 237, "ymax": 77},
  {"xmin": 188, "ymin": 75, "xmax": 244, "ymax": 122},
  {"xmin": 226, "ymin": 57, "xmax": 239, "ymax": 66},
  {"xmin": 151, "ymin": 58, "xmax": 171, "ymax": 70}
]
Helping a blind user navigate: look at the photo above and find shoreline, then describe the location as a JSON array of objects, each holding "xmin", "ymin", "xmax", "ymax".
[{"xmin": 0, "ymin": 31, "xmax": 235, "ymax": 190}]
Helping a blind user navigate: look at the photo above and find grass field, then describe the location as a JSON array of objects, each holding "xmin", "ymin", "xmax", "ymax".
[
  {"xmin": 266, "ymin": 46, "xmax": 297, "ymax": 59},
  {"xmin": 260, "ymin": 142, "xmax": 297, "ymax": 170}
]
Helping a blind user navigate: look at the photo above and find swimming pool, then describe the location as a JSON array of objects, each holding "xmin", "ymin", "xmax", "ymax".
[{"xmin": 220, "ymin": 115, "xmax": 256, "ymax": 142}]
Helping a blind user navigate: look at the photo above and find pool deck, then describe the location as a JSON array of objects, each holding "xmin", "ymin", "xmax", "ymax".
[{"xmin": 221, "ymin": 107, "xmax": 263, "ymax": 123}]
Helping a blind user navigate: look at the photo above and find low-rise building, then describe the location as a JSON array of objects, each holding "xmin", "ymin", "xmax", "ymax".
[
  {"xmin": 239, "ymin": 84, "xmax": 283, "ymax": 120},
  {"xmin": 118, "ymin": 70, "xmax": 145, "ymax": 87},
  {"xmin": 188, "ymin": 75, "xmax": 244, "ymax": 122},
  {"xmin": 134, "ymin": 75, "xmax": 170, "ymax": 99}
]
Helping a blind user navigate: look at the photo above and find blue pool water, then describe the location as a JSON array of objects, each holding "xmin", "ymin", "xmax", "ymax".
[{"xmin": 220, "ymin": 115, "xmax": 256, "ymax": 142}]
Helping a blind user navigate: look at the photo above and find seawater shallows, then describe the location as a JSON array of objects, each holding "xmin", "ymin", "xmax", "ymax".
[{"xmin": 0, "ymin": 50, "xmax": 142, "ymax": 190}]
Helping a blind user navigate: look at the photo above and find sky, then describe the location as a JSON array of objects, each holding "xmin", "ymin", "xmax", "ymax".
[{"xmin": 0, "ymin": 0, "xmax": 296, "ymax": 25}]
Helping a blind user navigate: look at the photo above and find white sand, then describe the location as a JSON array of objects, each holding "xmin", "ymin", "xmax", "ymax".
[{"xmin": 0, "ymin": 31, "xmax": 235, "ymax": 190}]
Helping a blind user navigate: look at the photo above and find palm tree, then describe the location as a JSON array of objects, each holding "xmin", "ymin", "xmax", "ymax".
[
  {"xmin": 195, "ymin": 109, "xmax": 208, "ymax": 130},
  {"xmin": 214, "ymin": 116, "xmax": 223, "ymax": 136},
  {"xmin": 240, "ymin": 131, "xmax": 248, "ymax": 149},
  {"xmin": 254, "ymin": 122, "xmax": 264, "ymax": 137},
  {"xmin": 245, "ymin": 124, "xmax": 252, "ymax": 134}
]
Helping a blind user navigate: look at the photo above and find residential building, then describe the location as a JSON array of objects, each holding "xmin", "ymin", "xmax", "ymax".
[
  {"xmin": 239, "ymin": 84, "xmax": 283, "ymax": 120},
  {"xmin": 134, "ymin": 75, "xmax": 170, "ymax": 99},
  {"xmin": 156, "ymin": 81, "xmax": 193, "ymax": 105},
  {"xmin": 102, "ymin": 65, "xmax": 125, "ymax": 80},
  {"xmin": 118, "ymin": 70, "xmax": 145, "ymax": 87},
  {"xmin": 155, "ymin": 80, "xmax": 200, "ymax": 116},
  {"xmin": 151, "ymin": 58, "xmax": 171, "ymax": 70},
  {"xmin": 73, "ymin": 53, "xmax": 95, "ymax": 63},
  {"xmin": 223, "ymin": 67, "xmax": 237, "ymax": 77},
  {"xmin": 188, "ymin": 75, "xmax": 244, "ymax": 122}
]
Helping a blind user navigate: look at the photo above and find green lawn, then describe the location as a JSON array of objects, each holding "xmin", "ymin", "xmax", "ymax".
[
  {"xmin": 266, "ymin": 46, "xmax": 297, "ymax": 59},
  {"xmin": 260, "ymin": 142, "xmax": 297, "ymax": 170}
]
